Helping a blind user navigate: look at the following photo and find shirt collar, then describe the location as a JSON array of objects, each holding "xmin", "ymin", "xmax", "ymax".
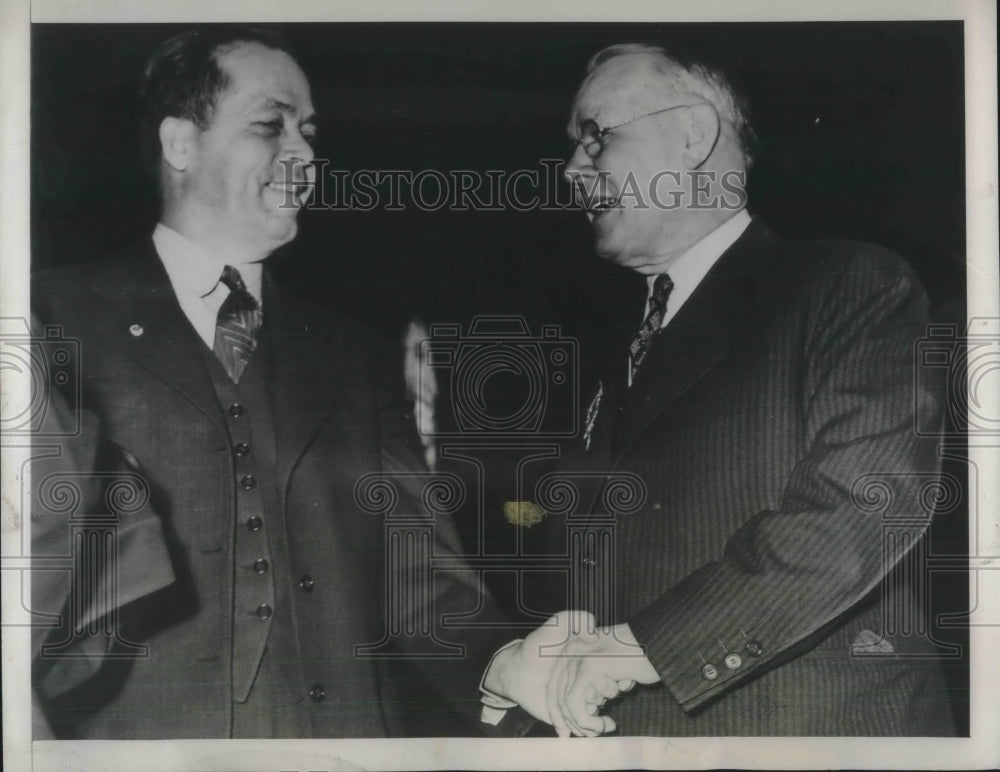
[
  {"xmin": 152, "ymin": 223, "xmax": 263, "ymax": 303},
  {"xmin": 645, "ymin": 209, "xmax": 752, "ymax": 318}
]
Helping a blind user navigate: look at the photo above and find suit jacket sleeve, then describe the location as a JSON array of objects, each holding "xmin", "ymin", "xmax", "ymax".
[
  {"xmin": 627, "ymin": 248, "xmax": 944, "ymax": 711},
  {"xmin": 371, "ymin": 337, "xmax": 515, "ymax": 726},
  {"xmin": 30, "ymin": 316, "xmax": 175, "ymax": 707}
]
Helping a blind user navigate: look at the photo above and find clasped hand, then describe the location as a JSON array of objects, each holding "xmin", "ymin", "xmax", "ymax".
[{"xmin": 484, "ymin": 610, "xmax": 659, "ymax": 737}]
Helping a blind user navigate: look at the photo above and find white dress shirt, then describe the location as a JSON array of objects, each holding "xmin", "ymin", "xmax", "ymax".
[
  {"xmin": 629, "ymin": 209, "xmax": 752, "ymax": 385},
  {"xmin": 152, "ymin": 223, "xmax": 264, "ymax": 350},
  {"xmin": 642, "ymin": 209, "xmax": 752, "ymax": 327}
]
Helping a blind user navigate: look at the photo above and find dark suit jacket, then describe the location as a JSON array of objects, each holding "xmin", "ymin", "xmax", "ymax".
[
  {"xmin": 31, "ymin": 240, "xmax": 507, "ymax": 738},
  {"xmin": 29, "ymin": 349, "xmax": 175, "ymax": 738},
  {"xmin": 546, "ymin": 218, "xmax": 953, "ymax": 735}
]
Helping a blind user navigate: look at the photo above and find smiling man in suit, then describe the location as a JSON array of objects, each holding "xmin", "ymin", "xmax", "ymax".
[
  {"xmin": 31, "ymin": 25, "xmax": 576, "ymax": 739},
  {"xmin": 512, "ymin": 42, "xmax": 954, "ymax": 737}
]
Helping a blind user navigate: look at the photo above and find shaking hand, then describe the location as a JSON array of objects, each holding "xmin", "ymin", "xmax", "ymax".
[{"xmin": 483, "ymin": 611, "xmax": 658, "ymax": 736}]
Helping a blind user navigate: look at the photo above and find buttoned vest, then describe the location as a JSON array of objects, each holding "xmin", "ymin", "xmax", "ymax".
[{"xmin": 200, "ymin": 323, "xmax": 302, "ymax": 736}]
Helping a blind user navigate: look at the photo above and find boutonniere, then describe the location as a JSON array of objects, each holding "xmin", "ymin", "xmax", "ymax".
[{"xmin": 583, "ymin": 380, "xmax": 604, "ymax": 451}]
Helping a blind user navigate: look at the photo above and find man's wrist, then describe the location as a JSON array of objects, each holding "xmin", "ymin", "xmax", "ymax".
[
  {"xmin": 611, "ymin": 623, "xmax": 660, "ymax": 683},
  {"xmin": 479, "ymin": 638, "xmax": 522, "ymax": 709}
]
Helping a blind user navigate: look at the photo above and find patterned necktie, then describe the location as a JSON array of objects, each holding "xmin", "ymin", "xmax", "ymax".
[
  {"xmin": 627, "ymin": 273, "xmax": 674, "ymax": 383},
  {"xmin": 213, "ymin": 265, "xmax": 262, "ymax": 383}
]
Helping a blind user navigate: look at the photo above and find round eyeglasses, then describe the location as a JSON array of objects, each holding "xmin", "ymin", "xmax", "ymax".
[{"xmin": 571, "ymin": 102, "xmax": 709, "ymax": 159}]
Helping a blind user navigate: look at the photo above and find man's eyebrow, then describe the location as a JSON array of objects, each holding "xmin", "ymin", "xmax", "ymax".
[{"xmin": 257, "ymin": 98, "xmax": 318, "ymax": 125}]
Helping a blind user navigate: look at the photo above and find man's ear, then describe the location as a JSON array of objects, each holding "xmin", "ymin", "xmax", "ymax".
[
  {"xmin": 159, "ymin": 117, "xmax": 198, "ymax": 172},
  {"xmin": 681, "ymin": 103, "xmax": 721, "ymax": 169}
]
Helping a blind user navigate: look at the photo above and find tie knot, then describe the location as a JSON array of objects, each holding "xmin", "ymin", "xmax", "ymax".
[
  {"xmin": 220, "ymin": 265, "xmax": 248, "ymax": 294},
  {"xmin": 219, "ymin": 265, "xmax": 258, "ymax": 312},
  {"xmin": 651, "ymin": 273, "xmax": 674, "ymax": 303}
]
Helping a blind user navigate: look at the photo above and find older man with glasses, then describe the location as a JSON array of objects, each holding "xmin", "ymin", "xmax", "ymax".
[{"xmin": 480, "ymin": 42, "xmax": 954, "ymax": 739}]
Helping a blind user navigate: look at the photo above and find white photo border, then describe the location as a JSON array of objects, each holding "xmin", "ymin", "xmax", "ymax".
[{"xmin": 2, "ymin": 1, "xmax": 997, "ymax": 770}]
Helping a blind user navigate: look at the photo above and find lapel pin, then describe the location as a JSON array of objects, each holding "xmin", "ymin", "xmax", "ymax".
[{"xmin": 129, "ymin": 324, "xmax": 144, "ymax": 338}]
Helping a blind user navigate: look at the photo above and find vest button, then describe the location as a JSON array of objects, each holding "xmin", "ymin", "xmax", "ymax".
[
  {"xmin": 253, "ymin": 558, "xmax": 269, "ymax": 574},
  {"xmin": 308, "ymin": 683, "xmax": 326, "ymax": 702},
  {"xmin": 246, "ymin": 516, "xmax": 263, "ymax": 531},
  {"xmin": 228, "ymin": 403, "xmax": 245, "ymax": 418},
  {"xmin": 233, "ymin": 442, "xmax": 250, "ymax": 457},
  {"xmin": 240, "ymin": 474, "xmax": 257, "ymax": 490},
  {"xmin": 299, "ymin": 574, "xmax": 315, "ymax": 592},
  {"xmin": 745, "ymin": 639, "xmax": 764, "ymax": 657},
  {"xmin": 256, "ymin": 603, "xmax": 273, "ymax": 620}
]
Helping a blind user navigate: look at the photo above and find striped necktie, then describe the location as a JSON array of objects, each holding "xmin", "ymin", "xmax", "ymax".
[
  {"xmin": 213, "ymin": 265, "xmax": 262, "ymax": 383},
  {"xmin": 627, "ymin": 273, "xmax": 674, "ymax": 383}
]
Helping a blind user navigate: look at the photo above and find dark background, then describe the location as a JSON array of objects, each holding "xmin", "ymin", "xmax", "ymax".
[
  {"xmin": 31, "ymin": 22, "xmax": 966, "ymax": 328},
  {"xmin": 31, "ymin": 21, "xmax": 969, "ymax": 734}
]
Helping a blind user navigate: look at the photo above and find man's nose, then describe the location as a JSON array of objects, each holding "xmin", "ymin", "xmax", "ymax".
[
  {"xmin": 564, "ymin": 143, "xmax": 600, "ymax": 207},
  {"xmin": 283, "ymin": 127, "xmax": 315, "ymax": 166},
  {"xmin": 563, "ymin": 141, "xmax": 592, "ymax": 181}
]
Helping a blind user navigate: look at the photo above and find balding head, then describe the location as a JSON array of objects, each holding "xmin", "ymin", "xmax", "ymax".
[{"xmin": 575, "ymin": 43, "xmax": 757, "ymax": 167}]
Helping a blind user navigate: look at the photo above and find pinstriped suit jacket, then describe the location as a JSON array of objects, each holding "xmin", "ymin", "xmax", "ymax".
[{"xmin": 558, "ymin": 218, "xmax": 954, "ymax": 735}]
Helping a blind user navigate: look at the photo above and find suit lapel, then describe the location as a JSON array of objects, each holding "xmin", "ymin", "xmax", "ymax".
[
  {"xmin": 97, "ymin": 248, "xmax": 352, "ymax": 497},
  {"xmin": 611, "ymin": 298, "xmax": 731, "ymax": 461},
  {"xmin": 610, "ymin": 218, "xmax": 784, "ymax": 465},
  {"xmin": 266, "ymin": 279, "xmax": 346, "ymax": 497},
  {"xmin": 93, "ymin": 240, "xmax": 223, "ymax": 427}
]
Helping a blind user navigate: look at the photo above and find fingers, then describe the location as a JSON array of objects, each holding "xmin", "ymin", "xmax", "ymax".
[
  {"xmin": 546, "ymin": 645, "xmax": 576, "ymax": 738},
  {"xmin": 560, "ymin": 669, "xmax": 634, "ymax": 737},
  {"xmin": 562, "ymin": 666, "xmax": 614, "ymax": 737},
  {"xmin": 557, "ymin": 656, "xmax": 591, "ymax": 738},
  {"xmin": 541, "ymin": 614, "xmax": 632, "ymax": 738},
  {"xmin": 545, "ymin": 650, "xmax": 566, "ymax": 736},
  {"xmin": 548, "ymin": 643, "xmax": 603, "ymax": 738},
  {"xmin": 592, "ymin": 677, "xmax": 620, "ymax": 700}
]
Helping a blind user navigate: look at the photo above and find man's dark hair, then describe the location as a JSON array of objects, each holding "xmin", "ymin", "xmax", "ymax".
[{"xmin": 138, "ymin": 25, "xmax": 296, "ymax": 174}]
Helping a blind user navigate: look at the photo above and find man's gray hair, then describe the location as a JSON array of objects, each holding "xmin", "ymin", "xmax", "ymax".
[{"xmin": 586, "ymin": 42, "xmax": 758, "ymax": 167}]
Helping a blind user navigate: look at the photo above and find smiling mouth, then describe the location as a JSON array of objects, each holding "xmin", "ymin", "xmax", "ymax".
[
  {"xmin": 266, "ymin": 182, "xmax": 314, "ymax": 207},
  {"xmin": 586, "ymin": 197, "xmax": 620, "ymax": 216},
  {"xmin": 572, "ymin": 181, "xmax": 620, "ymax": 215}
]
